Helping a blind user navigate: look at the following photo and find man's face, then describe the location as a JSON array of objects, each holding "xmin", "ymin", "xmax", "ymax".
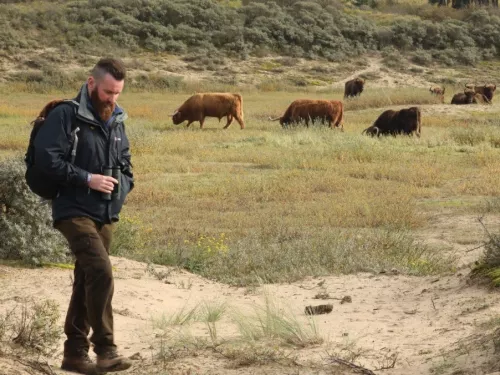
[{"xmin": 88, "ymin": 73, "xmax": 124, "ymax": 122}]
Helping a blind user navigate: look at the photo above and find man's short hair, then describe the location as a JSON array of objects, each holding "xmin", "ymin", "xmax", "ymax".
[{"xmin": 91, "ymin": 58, "xmax": 126, "ymax": 81}]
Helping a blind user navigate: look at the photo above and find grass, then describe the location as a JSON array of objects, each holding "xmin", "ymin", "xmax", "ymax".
[
  {"xmin": 2, "ymin": 83, "xmax": 500, "ymax": 285},
  {"xmin": 151, "ymin": 293, "xmax": 323, "ymax": 368}
]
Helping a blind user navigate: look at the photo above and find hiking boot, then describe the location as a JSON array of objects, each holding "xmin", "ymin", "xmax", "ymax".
[
  {"xmin": 96, "ymin": 349, "xmax": 132, "ymax": 372},
  {"xmin": 61, "ymin": 351, "xmax": 98, "ymax": 375}
]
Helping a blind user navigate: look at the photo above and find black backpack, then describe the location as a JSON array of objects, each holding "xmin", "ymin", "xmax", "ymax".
[{"xmin": 24, "ymin": 99, "xmax": 79, "ymax": 200}]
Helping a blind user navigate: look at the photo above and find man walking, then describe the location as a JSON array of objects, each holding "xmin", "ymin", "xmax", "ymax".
[{"xmin": 34, "ymin": 58, "xmax": 134, "ymax": 373}]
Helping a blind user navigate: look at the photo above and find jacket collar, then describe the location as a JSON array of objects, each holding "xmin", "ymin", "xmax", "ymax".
[{"xmin": 75, "ymin": 84, "xmax": 128, "ymax": 125}]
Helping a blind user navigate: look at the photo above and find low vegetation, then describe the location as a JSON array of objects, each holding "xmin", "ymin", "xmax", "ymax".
[
  {"xmin": 2, "ymin": 85, "xmax": 499, "ymax": 284},
  {"xmin": 0, "ymin": 0, "xmax": 500, "ymax": 77}
]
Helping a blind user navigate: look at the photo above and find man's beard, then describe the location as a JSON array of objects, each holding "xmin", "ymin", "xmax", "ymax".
[{"xmin": 90, "ymin": 87, "xmax": 115, "ymax": 123}]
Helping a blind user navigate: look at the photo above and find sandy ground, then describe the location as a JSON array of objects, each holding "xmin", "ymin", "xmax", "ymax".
[{"xmin": 1, "ymin": 214, "xmax": 500, "ymax": 375}]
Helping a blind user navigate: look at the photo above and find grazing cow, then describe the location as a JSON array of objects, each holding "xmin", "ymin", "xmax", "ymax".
[
  {"xmin": 344, "ymin": 78, "xmax": 365, "ymax": 98},
  {"xmin": 451, "ymin": 89, "xmax": 476, "ymax": 105},
  {"xmin": 270, "ymin": 99, "xmax": 344, "ymax": 130},
  {"xmin": 362, "ymin": 107, "xmax": 421, "ymax": 137},
  {"xmin": 171, "ymin": 93, "xmax": 244, "ymax": 129},
  {"xmin": 429, "ymin": 86, "xmax": 445, "ymax": 96}
]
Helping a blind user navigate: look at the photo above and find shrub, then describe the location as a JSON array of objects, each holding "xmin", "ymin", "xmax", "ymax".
[{"xmin": 0, "ymin": 157, "xmax": 68, "ymax": 265}]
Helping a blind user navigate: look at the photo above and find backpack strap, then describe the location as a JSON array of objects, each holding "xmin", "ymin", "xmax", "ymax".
[{"xmin": 61, "ymin": 100, "xmax": 80, "ymax": 164}]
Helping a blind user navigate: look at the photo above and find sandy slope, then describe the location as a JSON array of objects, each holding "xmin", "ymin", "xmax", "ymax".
[{"xmin": 1, "ymin": 214, "xmax": 500, "ymax": 375}]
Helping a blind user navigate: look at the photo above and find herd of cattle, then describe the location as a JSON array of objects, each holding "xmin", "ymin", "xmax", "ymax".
[{"xmin": 169, "ymin": 77, "xmax": 495, "ymax": 137}]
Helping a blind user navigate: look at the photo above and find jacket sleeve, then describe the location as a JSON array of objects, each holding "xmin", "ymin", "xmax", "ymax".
[
  {"xmin": 33, "ymin": 104, "xmax": 89, "ymax": 187},
  {"xmin": 120, "ymin": 124, "xmax": 134, "ymax": 192}
]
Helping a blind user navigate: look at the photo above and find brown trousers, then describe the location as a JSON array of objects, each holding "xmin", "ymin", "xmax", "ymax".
[{"xmin": 55, "ymin": 217, "xmax": 116, "ymax": 356}]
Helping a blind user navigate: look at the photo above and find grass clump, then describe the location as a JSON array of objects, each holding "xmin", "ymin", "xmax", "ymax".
[{"xmin": 1, "ymin": 299, "xmax": 61, "ymax": 357}]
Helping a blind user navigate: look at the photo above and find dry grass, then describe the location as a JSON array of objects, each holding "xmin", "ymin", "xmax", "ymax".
[{"xmin": 2, "ymin": 84, "xmax": 500, "ymax": 283}]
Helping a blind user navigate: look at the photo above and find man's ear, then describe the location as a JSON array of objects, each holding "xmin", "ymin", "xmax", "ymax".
[{"xmin": 87, "ymin": 76, "xmax": 95, "ymax": 92}]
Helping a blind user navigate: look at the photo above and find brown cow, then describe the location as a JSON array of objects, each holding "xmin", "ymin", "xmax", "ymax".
[
  {"xmin": 290, "ymin": 101, "xmax": 344, "ymax": 130},
  {"xmin": 362, "ymin": 107, "xmax": 421, "ymax": 137},
  {"xmin": 473, "ymin": 84, "xmax": 496, "ymax": 103},
  {"xmin": 270, "ymin": 99, "xmax": 344, "ymax": 130},
  {"xmin": 429, "ymin": 86, "xmax": 445, "ymax": 96},
  {"xmin": 171, "ymin": 93, "xmax": 244, "ymax": 129},
  {"xmin": 344, "ymin": 78, "xmax": 365, "ymax": 98},
  {"xmin": 464, "ymin": 83, "xmax": 496, "ymax": 103},
  {"xmin": 451, "ymin": 89, "xmax": 476, "ymax": 105}
]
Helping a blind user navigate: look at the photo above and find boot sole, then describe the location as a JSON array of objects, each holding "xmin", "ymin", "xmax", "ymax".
[
  {"xmin": 96, "ymin": 362, "xmax": 132, "ymax": 372},
  {"xmin": 61, "ymin": 364, "xmax": 101, "ymax": 375}
]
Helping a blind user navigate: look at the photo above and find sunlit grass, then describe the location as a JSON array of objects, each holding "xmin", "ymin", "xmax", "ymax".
[{"xmin": 2, "ymin": 84, "xmax": 499, "ymax": 283}]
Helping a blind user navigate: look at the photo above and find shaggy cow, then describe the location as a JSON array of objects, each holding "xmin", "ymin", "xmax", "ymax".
[
  {"xmin": 464, "ymin": 84, "xmax": 496, "ymax": 103},
  {"xmin": 171, "ymin": 93, "xmax": 244, "ymax": 129},
  {"xmin": 362, "ymin": 107, "xmax": 421, "ymax": 137},
  {"xmin": 270, "ymin": 99, "xmax": 344, "ymax": 130},
  {"xmin": 344, "ymin": 78, "xmax": 365, "ymax": 98},
  {"xmin": 451, "ymin": 89, "xmax": 476, "ymax": 105},
  {"xmin": 429, "ymin": 86, "xmax": 445, "ymax": 96},
  {"xmin": 473, "ymin": 84, "xmax": 496, "ymax": 103}
]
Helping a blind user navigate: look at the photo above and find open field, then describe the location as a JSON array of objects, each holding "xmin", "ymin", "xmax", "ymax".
[
  {"xmin": 1, "ymin": 85, "xmax": 500, "ymax": 282},
  {"xmin": 2, "ymin": 82, "xmax": 500, "ymax": 374}
]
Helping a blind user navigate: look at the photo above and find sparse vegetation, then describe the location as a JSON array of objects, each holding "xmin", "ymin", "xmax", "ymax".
[
  {"xmin": 151, "ymin": 293, "xmax": 323, "ymax": 369},
  {"xmin": 1, "ymin": 299, "xmax": 60, "ymax": 357}
]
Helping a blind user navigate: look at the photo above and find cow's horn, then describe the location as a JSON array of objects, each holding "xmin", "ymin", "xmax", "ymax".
[{"xmin": 169, "ymin": 110, "xmax": 179, "ymax": 117}]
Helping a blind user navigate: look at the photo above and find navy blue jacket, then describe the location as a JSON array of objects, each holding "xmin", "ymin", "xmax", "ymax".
[{"xmin": 34, "ymin": 84, "xmax": 134, "ymax": 224}]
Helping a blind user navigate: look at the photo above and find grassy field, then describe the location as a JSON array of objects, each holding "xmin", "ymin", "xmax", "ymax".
[{"xmin": 1, "ymin": 84, "xmax": 499, "ymax": 285}]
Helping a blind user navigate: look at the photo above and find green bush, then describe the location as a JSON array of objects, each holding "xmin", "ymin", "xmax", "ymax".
[
  {"xmin": 0, "ymin": 157, "xmax": 68, "ymax": 265},
  {"xmin": 1, "ymin": 0, "xmax": 500, "ymax": 70}
]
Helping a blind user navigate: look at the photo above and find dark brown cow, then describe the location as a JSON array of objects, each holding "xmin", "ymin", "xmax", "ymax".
[
  {"xmin": 362, "ymin": 107, "xmax": 421, "ymax": 137},
  {"xmin": 171, "ymin": 93, "xmax": 244, "ymax": 129},
  {"xmin": 270, "ymin": 99, "xmax": 344, "ymax": 130},
  {"xmin": 344, "ymin": 78, "xmax": 365, "ymax": 98},
  {"xmin": 451, "ymin": 89, "xmax": 476, "ymax": 105}
]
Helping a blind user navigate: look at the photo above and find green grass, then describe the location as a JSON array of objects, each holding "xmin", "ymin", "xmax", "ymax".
[{"xmin": 2, "ymin": 84, "xmax": 500, "ymax": 284}]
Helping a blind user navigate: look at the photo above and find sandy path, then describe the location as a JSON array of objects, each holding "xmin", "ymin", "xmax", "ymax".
[{"xmin": 1, "ymin": 214, "xmax": 500, "ymax": 374}]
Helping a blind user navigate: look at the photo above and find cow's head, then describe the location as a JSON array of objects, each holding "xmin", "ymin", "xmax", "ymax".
[
  {"xmin": 464, "ymin": 89, "xmax": 476, "ymax": 103},
  {"xmin": 484, "ymin": 84, "xmax": 496, "ymax": 101},
  {"xmin": 486, "ymin": 84, "xmax": 497, "ymax": 92},
  {"xmin": 171, "ymin": 110, "xmax": 183, "ymax": 125}
]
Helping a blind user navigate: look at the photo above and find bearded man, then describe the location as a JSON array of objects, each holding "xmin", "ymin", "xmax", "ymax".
[{"xmin": 34, "ymin": 58, "xmax": 134, "ymax": 373}]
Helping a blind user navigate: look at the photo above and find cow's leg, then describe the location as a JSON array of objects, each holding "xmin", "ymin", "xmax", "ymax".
[
  {"xmin": 224, "ymin": 115, "xmax": 234, "ymax": 129},
  {"xmin": 199, "ymin": 117, "xmax": 205, "ymax": 129},
  {"xmin": 186, "ymin": 121, "xmax": 193, "ymax": 128},
  {"xmin": 234, "ymin": 115, "xmax": 245, "ymax": 129}
]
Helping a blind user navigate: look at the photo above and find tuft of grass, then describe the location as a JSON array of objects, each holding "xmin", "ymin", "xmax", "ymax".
[
  {"xmin": 153, "ymin": 303, "xmax": 199, "ymax": 328},
  {"xmin": 232, "ymin": 293, "xmax": 322, "ymax": 348},
  {"xmin": 9, "ymin": 300, "xmax": 61, "ymax": 356}
]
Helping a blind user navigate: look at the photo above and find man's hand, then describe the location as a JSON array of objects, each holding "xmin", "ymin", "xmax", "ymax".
[{"xmin": 87, "ymin": 174, "xmax": 118, "ymax": 193}]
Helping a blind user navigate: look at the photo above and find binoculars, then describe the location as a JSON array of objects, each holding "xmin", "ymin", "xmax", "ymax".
[{"xmin": 102, "ymin": 166, "xmax": 121, "ymax": 201}]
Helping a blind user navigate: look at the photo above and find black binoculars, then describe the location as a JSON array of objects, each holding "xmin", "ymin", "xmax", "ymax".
[{"xmin": 102, "ymin": 166, "xmax": 121, "ymax": 201}]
